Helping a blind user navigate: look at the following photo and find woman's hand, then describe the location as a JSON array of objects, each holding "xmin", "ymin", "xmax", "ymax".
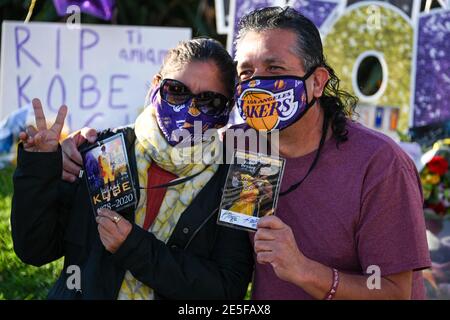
[
  {"xmin": 19, "ymin": 98, "xmax": 68, "ymax": 152},
  {"xmin": 96, "ymin": 208, "xmax": 132, "ymax": 253}
]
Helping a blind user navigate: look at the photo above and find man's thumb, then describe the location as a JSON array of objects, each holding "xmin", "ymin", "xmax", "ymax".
[{"xmin": 81, "ymin": 127, "xmax": 98, "ymax": 144}]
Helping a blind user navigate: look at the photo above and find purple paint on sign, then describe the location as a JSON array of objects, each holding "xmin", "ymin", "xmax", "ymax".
[
  {"xmin": 16, "ymin": 75, "xmax": 31, "ymax": 108},
  {"xmin": 230, "ymin": 0, "xmax": 337, "ymax": 57},
  {"xmin": 84, "ymin": 112, "xmax": 104, "ymax": 127},
  {"xmin": 289, "ymin": 0, "xmax": 337, "ymax": 28},
  {"xmin": 79, "ymin": 28, "xmax": 99, "ymax": 71},
  {"xmin": 47, "ymin": 74, "xmax": 66, "ymax": 113},
  {"xmin": 56, "ymin": 28, "xmax": 61, "ymax": 69},
  {"xmin": 80, "ymin": 74, "xmax": 101, "ymax": 109},
  {"xmin": 231, "ymin": 0, "xmax": 275, "ymax": 57},
  {"xmin": 14, "ymin": 26, "xmax": 41, "ymax": 68},
  {"xmin": 414, "ymin": 10, "xmax": 450, "ymax": 126},
  {"xmin": 109, "ymin": 74, "xmax": 129, "ymax": 109}
]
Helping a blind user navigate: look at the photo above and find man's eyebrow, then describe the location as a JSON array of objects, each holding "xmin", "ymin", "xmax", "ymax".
[
  {"xmin": 237, "ymin": 57, "xmax": 286, "ymax": 69},
  {"xmin": 263, "ymin": 57, "xmax": 286, "ymax": 65}
]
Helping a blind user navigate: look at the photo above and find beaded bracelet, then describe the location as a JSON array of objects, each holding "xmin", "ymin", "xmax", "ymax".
[{"xmin": 324, "ymin": 268, "xmax": 339, "ymax": 300}]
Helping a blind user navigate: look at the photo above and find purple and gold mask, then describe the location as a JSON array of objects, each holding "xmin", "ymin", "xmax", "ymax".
[
  {"xmin": 149, "ymin": 80, "xmax": 231, "ymax": 146},
  {"xmin": 235, "ymin": 69, "xmax": 317, "ymax": 131}
]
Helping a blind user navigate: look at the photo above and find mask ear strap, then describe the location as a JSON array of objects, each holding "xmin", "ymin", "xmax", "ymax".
[
  {"xmin": 302, "ymin": 66, "xmax": 317, "ymax": 80},
  {"xmin": 307, "ymin": 96, "xmax": 317, "ymax": 108},
  {"xmin": 303, "ymin": 66, "xmax": 320, "ymax": 107}
]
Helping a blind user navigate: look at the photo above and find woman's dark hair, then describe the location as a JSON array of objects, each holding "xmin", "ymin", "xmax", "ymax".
[
  {"xmin": 159, "ymin": 37, "xmax": 237, "ymax": 100},
  {"xmin": 236, "ymin": 6, "xmax": 358, "ymax": 145}
]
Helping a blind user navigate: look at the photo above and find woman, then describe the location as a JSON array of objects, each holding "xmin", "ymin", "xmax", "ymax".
[{"xmin": 11, "ymin": 38, "xmax": 254, "ymax": 300}]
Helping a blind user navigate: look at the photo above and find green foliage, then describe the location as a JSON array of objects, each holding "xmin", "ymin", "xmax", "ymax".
[{"xmin": 0, "ymin": 166, "xmax": 63, "ymax": 300}]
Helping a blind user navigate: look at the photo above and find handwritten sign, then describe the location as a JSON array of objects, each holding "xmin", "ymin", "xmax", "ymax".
[{"xmin": 0, "ymin": 21, "xmax": 191, "ymax": 131}]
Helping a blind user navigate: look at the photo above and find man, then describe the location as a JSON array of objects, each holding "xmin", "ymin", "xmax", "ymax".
[
  {"xmin": 60, "ymin": 7, "xmax": 430, "ymax": 299},
  {"xmin": 232, "ymin": 7, "xmax": 430, "ymax": 299}
]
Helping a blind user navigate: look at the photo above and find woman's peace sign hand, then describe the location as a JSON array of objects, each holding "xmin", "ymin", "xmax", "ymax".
[{"xmin": 19, "ymin": 98, "xmax": 68, "ymax": 153}]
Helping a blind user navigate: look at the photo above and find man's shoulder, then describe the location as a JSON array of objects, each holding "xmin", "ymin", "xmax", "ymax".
[
  {"xmin": 346, "ymin": 120, "xmax": 397, "ymax": 148},
  {"xmin": 344, "ymin": 120, "xmax": 417, "ymax": 175}
]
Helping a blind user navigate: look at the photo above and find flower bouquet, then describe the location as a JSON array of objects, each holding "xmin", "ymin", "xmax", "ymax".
[{"xmin": 421, "ymin": 140, "xmax": 450, "ymax": 299}]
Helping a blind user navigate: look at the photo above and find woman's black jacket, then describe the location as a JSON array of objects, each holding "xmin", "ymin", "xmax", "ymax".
[{"xmin": 11, "ymin": 127, "xmax": 254, "ymax": 299}]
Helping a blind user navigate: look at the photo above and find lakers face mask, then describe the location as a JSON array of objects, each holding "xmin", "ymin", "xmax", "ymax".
[
  {"xmin": 235, "ymin": 68, "xmax": 317, "ymax": 131},
  {"xmin": 149, "ymin": 79, "xmax": 231, "ymax": 146}
]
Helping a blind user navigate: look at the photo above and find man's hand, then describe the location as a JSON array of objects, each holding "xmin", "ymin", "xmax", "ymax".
[
  {"xmin": 254, "ymin": 215, "xmax": 306, "ymax": 283},
  {"xmin": 255, "ymin": 215, "xmax": 413, "ymax": 299},
  {"xmin": 18, "ymin": 98, "xmax": 67, "ymax": 152},
  {"xmin": 96, "ymin": 208, "xmax": 132, "ymax": 254},
  {"xmin": 61, "ymin": 127, "xmax": 97, "ymax": 182}
]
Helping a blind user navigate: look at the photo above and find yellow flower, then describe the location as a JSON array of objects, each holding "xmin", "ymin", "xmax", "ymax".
[{"xmin": 422, "ymin": 174, "xmax": 441, "ymax": 185}]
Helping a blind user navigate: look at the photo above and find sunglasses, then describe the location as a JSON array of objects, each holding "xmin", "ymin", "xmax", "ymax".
[{"xmin": 159, "ymin": 78, "xmax": 231, "ymax": 116}]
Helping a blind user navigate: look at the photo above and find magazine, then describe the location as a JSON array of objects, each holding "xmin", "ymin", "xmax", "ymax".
[
  {"xmin": 217, "ymin": 150, "xmax": 285, "ymax": 231},
  {"xmin": 80, "ymin": 133, "xmax": 137, "ymax": 216}
]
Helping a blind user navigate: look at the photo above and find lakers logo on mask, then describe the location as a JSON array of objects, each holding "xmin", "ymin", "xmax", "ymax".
[
  {"xmin": 273, "ymin": 79, "xmax": 286, "ymax": 91},
  {"xmin": 240, "ymin": 90, "xmax": 279, "ymax": 130},
  {"xmin": 248, "ymin": 80, "xmax": 260, "ymax": 88}
]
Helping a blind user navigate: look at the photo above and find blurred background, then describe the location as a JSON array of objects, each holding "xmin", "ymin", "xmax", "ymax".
[{"xmin": 0, "ymin": 0, "xmax": 450, "ymax": 299}]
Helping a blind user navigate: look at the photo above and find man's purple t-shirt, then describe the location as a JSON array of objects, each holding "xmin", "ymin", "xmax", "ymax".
[{"xmin": 251, "ymin": 121, "xmax": 431, "ymax": 300}]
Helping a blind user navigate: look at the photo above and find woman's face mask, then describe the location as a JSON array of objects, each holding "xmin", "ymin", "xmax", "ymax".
[
  {"xmin": 149, "ymin": 78, "xmax": 231, "ymax": 146},
  {"xmin": 235, "ymin": 68, "xmax": 317, "ymax": 131}
]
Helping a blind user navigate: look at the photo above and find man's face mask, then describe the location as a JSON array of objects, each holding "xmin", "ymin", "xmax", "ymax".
[
  {"xmin": 235, "ymin": 68, "xmax": 317, "ymax": 131},
  {"xmin": 150, "ymin": 78, "xmax": 231, "ymax": 146}
]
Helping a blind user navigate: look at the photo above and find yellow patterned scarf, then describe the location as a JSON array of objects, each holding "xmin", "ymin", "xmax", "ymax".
[{"xmin": 117, "ymin": 106, "xmax": 219, "ymax": 300}]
